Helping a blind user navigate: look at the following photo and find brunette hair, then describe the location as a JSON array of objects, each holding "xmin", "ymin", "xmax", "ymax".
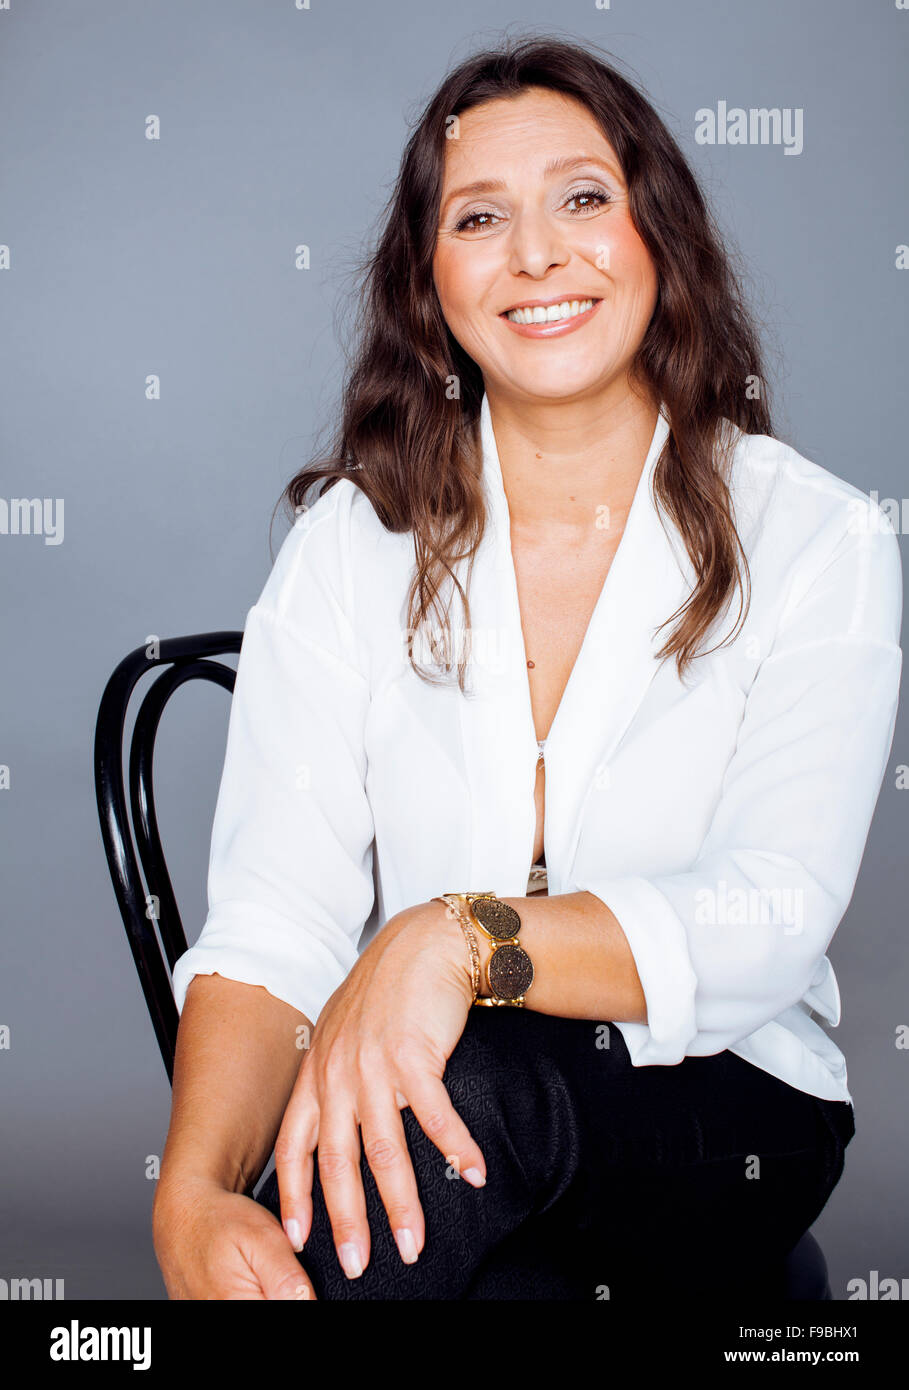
[{"xmin": 281, "ymin": 34, "xmax": 773, "ymax": 687}]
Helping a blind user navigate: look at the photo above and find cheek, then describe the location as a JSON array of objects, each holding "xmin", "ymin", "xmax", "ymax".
[
  {"xmin": 581, "ymin": 214, "xmax": 656, "ymax": 293},
  {"xmin": 433, "ymin": 244, "xmax": 484, "ymax": 325}
]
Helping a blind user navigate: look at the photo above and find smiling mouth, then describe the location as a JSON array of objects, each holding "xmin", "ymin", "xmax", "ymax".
[{"xmin": 501, "ymin": 297, "xmax": 600, "ymax": 325}]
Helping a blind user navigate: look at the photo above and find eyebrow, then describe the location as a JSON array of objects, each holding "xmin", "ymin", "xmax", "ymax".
[{"xmin": 440, "ymin": 154, "xmax": 621, "ymax": 214}]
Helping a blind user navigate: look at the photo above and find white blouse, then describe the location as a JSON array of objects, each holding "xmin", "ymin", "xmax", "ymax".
[{"xmin": 172, "ymin": 395, "xmax": 903, "ymax": 1105}]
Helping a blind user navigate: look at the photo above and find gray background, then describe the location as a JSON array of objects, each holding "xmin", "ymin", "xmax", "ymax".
[{"xmin": 1, "ymin": 0, "xmax": 906, "ymax": 1300}]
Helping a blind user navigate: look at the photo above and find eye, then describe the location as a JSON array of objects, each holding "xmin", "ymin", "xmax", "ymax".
[
  {"xmin": 451, "ymin": 185, "xmax": 612, "ymax": 234},
  {"xmin": 453, "ymin": 208, "xmax": 502, "ymax": 234},
  {"xmin": 563, "ymin": 186, "xmax": 612, "ymax": 214}
]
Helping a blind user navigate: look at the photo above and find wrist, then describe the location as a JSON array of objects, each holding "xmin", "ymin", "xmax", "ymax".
[
  {"xmin": 430, "ymin": 896, "xmax": 496, "ymax": 1000},
  {"xmin": 474, "ymin": 926, "xmax": 494, "ymax": 998},
  {"xmin": 153, "ymin": 1172, "xmax": 227, "ymax": 1243},
  {"xmin": 157, "ymin": 1144, "xmax": 254, "ymax": 1200},
  {"xmin": 416, "ymin": 898, "xmax": 493, "ymax": 1001}
]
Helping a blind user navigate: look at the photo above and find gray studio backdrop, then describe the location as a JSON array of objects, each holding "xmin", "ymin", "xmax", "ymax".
[{"xmin": 1, "ymin": 1, "xmax": 906, "ymax": 1300}]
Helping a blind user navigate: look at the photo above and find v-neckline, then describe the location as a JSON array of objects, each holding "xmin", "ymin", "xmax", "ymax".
[
  {"xmin": 454, "ymin": 391, "xmax": 685, "ymax": 899},
  {"xmin": 481, "ymin": 396, "xmax": 671, "ymax": 767}
]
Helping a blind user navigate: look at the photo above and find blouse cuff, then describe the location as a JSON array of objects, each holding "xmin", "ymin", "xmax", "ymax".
[
  {"xmin": 576, "ymin": 874, "xmax": 700, "ymax": 1065},
  {"xmin": 171, "ymin": 899, "xmax": 358, "ymax": 1027}
]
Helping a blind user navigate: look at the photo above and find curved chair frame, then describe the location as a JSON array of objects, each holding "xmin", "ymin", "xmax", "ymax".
[{"xmin": 94, "ymin": 631, "xmax": 242, "ymax": 1083}]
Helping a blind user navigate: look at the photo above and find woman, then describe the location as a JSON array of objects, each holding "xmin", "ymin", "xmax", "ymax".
[{"xmin": 153, "ymin": 37, "xmax": 901, "ymax": 1300}]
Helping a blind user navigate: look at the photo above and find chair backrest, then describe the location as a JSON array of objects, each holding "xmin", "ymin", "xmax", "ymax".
[{"xmin": 93, "ymin": 631, "xmax": 242, "ymax": 1083}]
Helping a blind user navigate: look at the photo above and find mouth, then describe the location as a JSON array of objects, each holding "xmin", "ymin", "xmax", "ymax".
[
  {"xmin": 499, "ymin": 296, "xmax": 603, "ymax": 338},
  {"xmin": 501, "ymin": 296, "xmax": 600, "ymax": 325}
]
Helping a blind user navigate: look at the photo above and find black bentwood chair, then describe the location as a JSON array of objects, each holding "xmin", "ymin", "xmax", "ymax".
[{"xmin": 93, "ymin": 630, "xmax": 834, "ymax": 1301}]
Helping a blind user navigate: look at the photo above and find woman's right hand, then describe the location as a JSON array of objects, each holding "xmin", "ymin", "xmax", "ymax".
[{"xmin": 152, "ymin": 1174, "xmax": 317, "ymax": 1300}]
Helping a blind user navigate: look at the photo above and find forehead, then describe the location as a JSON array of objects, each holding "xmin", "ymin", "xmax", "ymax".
[{"xmin": 440, "ymin": 88, "xmax": 623, "ymax": 185}]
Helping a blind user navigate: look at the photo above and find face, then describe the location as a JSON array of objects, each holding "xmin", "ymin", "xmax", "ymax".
[{"xmin": 432, "ymin": 87, "xmax": 659, "ymax": 407}]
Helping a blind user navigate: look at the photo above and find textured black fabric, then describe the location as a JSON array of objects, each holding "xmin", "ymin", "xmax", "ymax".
[{"xmin": 256, "ymin": 1008, "xmax": 854, "ymax": 1300}]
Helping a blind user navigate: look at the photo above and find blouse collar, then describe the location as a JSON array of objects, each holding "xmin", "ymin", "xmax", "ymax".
[{"xmin": 451, "ymin": 391, "xmax": 694, "ymax": 897}]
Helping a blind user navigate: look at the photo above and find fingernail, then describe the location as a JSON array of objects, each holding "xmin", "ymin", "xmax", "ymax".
[
  {"xmin": 288, "ymin": 1281, "xmax": 311, "ymax": 1300},
  {"xmin": 463, "ymin": 1167, "xmax": 486, "ymax": 1188},
  {"xmin": 394, "ymin": 1227, "xmax": 418, "ymax": 1264},
  {"xmin": 284, "ymin": 1218, "xmax": 304, "ymax": 1252},
  {"xmin": 338, "ymin": 1241, "xmax": 363, "ymax": 1279}
]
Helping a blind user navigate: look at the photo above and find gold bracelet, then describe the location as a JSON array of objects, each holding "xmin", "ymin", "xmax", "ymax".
[
  {"xmin": 438, "ymin": 892, "xmax": 534, "ymax": 1007},
  {"xmin": 432, "ymin": 895, "xmax": 480, "ymax": 1003}
]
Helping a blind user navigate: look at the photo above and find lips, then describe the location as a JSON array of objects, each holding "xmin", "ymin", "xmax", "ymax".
[
  {"xmin": 501, "ymin": 295, "xmax": 600, "ymax": 314},
  {"xmin": 503, "ymin": 297, "xmax": 598, "ymax": 326},
  {"xmin": 499, "ymin": 296, "xmax": 603, "ymax": 338}
]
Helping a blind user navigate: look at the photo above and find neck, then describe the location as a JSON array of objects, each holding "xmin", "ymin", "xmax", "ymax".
[{"xmin": 484, "ymin": 381, "xmax": 660, "ymax": 536}]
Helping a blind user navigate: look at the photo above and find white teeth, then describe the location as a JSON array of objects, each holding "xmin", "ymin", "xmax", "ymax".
[{"xmin": 505, "ymin": 298, "xmax": 595, "ymax": 325}]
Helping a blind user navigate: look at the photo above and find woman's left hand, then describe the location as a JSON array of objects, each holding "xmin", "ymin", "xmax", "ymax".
[{"xmin": 273, "ymin": 900, "xmax": 488, "ymax": 1280}]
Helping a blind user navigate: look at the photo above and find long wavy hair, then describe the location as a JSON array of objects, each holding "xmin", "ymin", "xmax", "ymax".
[{"xmin": 281, "ymin": 35, "xmax": 774, "ymax": 689}]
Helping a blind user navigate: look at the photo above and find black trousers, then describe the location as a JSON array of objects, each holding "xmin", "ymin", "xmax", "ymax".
[{"xmin": 256, "ymin": 1008, "xmax": 855, "ymax": 1300}]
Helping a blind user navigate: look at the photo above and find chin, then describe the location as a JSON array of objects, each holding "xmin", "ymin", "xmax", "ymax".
[{"xmin": 497, "ymin": 367, "xmax": 615, "ymax": 402}]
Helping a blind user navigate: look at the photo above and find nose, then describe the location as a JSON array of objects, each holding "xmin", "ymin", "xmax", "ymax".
[{"xmin": 506, "ymin": 202, "xmax": 571, "ymax": 280}]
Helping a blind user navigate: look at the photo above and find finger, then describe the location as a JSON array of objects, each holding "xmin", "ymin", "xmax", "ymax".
[
  {"xmin": 356, "ymin": 1086, "xmax": 425, "ymax": 1266},
  {"xmin": 251, "ymin": 1221, "xmax": 318, "ymax": 1302},
  {"xmin": 316, "ymin": 1103, "xmax": 371, "ymax": 1280},
  {"xmin": 404, "ymin": 1072, "xmax": 487, "ymax": 1188},
  {"xmin": 273, "ymin": 1086, "xmax": 320, "ymax": 1253}
]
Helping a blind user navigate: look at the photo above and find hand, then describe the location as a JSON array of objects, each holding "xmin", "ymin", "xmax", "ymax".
[
  {"xmin": 273, "ymin": 900, "xmax": 488, "ymax": 1281},
  {"xmin": 152, "ymin": 1173, "xmax": 318, "ymax": 1300}
]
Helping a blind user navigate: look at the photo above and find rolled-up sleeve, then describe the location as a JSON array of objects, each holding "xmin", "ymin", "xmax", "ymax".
[
  {"xmin": 171, "ymin": 595, "xmax": 375, "ymax": 1027},
  {"xmin": 575, "ymin": 498, "xmax": 903, "ymax": 1066}
]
